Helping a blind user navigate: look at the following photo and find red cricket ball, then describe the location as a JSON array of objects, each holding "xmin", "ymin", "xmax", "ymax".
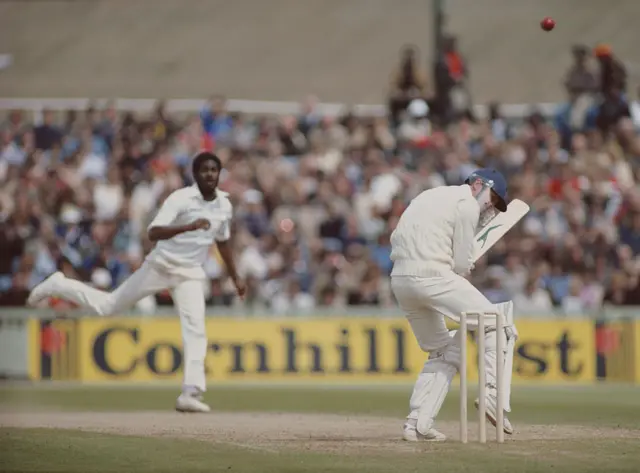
[{"xmin": 541, "ymin": 16, "xmax": 555, "ymax": 31}]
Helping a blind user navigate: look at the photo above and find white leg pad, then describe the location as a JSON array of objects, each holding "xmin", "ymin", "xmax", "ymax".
[
  {"xmin": 486, "ymin": 301, "xmax": 517, "ymax": 412},
  {"xmin": 411, "ymin": 331, "xmax": 460, "ymax": 435}
]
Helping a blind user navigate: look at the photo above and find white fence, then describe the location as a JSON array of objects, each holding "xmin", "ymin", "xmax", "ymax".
[
  {"xmin": 1, "ymin": 305, "xmax": 638, "ymax": 320},
  {"xmin": 0, "ymin": 97, "xmax": 560, "ymax": 120}
]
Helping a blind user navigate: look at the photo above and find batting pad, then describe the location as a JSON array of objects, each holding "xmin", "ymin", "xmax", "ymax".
[
  {"xmin": 413, "ymin": 359, "xmax": 457, "ymax": 434},
  {"xmin": 486, "ymin": 301, "xmax": 517, "ymax": 412}
]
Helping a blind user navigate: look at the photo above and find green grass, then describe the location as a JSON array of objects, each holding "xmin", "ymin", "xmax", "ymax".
[
  {"xmin": 1, "ymin": 383, "xmax": 640, "ymax": 428},
  {"xmin": 1, "ymin": 384, "xmax": 640, "ymax": 472},
  {"xmin": 1, "ymin": 428, "xmax": 639, "ymax": 473}
]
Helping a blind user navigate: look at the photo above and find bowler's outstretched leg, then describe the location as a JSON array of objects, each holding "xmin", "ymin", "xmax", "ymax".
[{"xmin": 27, "ymin": 262, "xmax": 170, "ymax": 316}]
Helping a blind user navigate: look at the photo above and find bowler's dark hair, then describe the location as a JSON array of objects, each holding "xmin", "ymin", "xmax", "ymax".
[{"xmin": 192, "ymin": 151, "xmax": 222, "ymax": 175}]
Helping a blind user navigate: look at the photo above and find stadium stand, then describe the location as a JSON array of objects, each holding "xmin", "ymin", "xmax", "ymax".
[{"xmin": 1, "ymin": 0, "xmax": 639, "ymax": 103}]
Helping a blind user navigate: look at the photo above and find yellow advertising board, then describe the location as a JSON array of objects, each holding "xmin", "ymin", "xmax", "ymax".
[
  {"xmin": 69, "ymin": 317, "xmax": 596, "ymax": 384},
  {"xmin": 508, "ymin": 319, "xmax": 595, "ymax": 382},
  {"xmin": 77, "ymin": 318, "xmax": 415, "ymax": 382}
]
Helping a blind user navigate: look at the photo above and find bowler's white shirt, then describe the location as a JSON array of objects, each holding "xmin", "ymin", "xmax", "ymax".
[{"xmin": 146, "ymin": 185, "xmax": 232, "ymax": 279}]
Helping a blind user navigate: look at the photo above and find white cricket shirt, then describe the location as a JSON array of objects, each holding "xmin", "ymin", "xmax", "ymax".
[
  {"xmin": 146, "ymin": 185, "xmax": 233, "ymax": 279},
  {"xmin": 390, "ymin": 185, "xmax": 480, "ymax": 277}
]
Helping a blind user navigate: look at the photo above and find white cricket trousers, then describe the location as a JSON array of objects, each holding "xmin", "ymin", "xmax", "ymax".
[
  {"xmin": 51, "ymin": 261, "xmax": 207, "ymax": 392},
  {"xmin": 391, "ymin": 273, "xmax": 499, "ymax": 352},
  {"xmin": 392, "ymin": 273, "xmax": 515, "ymax": 423}
]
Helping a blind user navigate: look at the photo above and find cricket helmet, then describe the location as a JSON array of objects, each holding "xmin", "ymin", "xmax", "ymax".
[{"xmin": 465, "ymin": 168, "xmax": 507, "ymax": 212}]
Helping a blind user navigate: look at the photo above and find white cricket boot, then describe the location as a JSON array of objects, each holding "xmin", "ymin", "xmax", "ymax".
[
  {"xmin": 403, "ymin": 419, "xmax": 446, "ymax": 442},
  {"xmin": 27, "ymin": 272, "xmax": 65, "ymax": 307},
  {"xmin": 474, "ymin": 391, "xmax": 513, "ymax": 435},
  {"xmin": 176, "ymin": 390, "xmax": 211, "ymax": 413}
]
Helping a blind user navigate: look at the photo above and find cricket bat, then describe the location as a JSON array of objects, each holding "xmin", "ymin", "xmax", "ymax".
[{"xmin": 472, "ymin": 199, "xmax": 530, "ymax": 262}]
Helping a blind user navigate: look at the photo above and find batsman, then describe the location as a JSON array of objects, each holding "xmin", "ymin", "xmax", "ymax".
[{"xmin": 390, "ymin": 168, "xmax": 519, "ymax": 442}]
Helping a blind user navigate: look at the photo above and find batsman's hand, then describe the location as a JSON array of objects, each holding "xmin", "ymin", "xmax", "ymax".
[
  {"xmin": 460, "ymin": 263, "xmax": 475, "ymax": 279},
  {"xmin": 191, "ymin": 218, "xmax": 211, "ymax": 231}
]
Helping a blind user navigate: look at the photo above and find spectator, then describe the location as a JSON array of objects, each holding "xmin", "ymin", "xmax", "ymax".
[
  {"xmin": 562, "ymin": 274, "xmax": 586, "ymax": 315},
  {"xmin": 0, "ymin": 272, "xmax": 31, "ymax": 306},
  {"xmin": 513, "ymin": 277, "xmax": 554, "ymax": 314},
  {"xmin": 542, "ymin": 263, "xmax": 571, "ymax": 306},
  {"xmin": 0, "ymin": 222, "xmax": 27, "ymax": 291},
  {"xmin": 369, "ymin": 230, "xmax": 393, "ymax": 275},
  {"xmin": 347, "ymin": 260, "xmax": 389, "ymax": 306},
  {"xmin": 200, "ymin": 95, "xmax": 234, "ymax": 142},
  {"xmin": 240, "ymin": 189, "xmax": 270, "ymax": 239},
  {"xmin": 2, "ymin": 78, "xmax": 640, "ymax": 315},
  {"xmin": 298, "ymin": 95, "xmax": 322, "ymax": 137},
  {"xmin": 482, "ymin": 266, "xmax": 510, "ymax": 304},
  {"xmin": 369, "ymin": 154, "xmax": 402, "ymax": 218},
  {"xmin": 271, "ymin": 279, "xmax": 315, "ymax": 314},
  {"xmin": 594, "ymin": 44, "xmax": 628, "ymax": 97},
  {"xmin": 488, "ymin": 102, "xmax": 512, "ymax": 143},
  {"xmin": 556, "ymin": 45, "xmax": 599, "ymax": 148},
  {"xmin": 1, "ymin": 110, "xmax": 27, "ymax": 138},
  {"xmin": 1, "ymin": 129, "xmax": 26, "ymax": 169},
  {"xmin": 580, "ymin": 269, "xmax": 605, "ymax": 311},
  {"xmin": 397, "ymin": 99, "xmax": 431, "ymax": 145},
  {"xmin": 34, "ymin": 109, "xmax": 62, "ymax": 151},
  {"xmin": 501, "ymin": 254, "xmax": 528, "ymax": 298},
  {"xmin": 150, "ymin": 100, "xmax": 176, "ymax": 143},
  {"xmin": 388, "ymin": 45, "xmax": 429, "ymax": 127},
  {"xmin": 94, "ymin": 166, "xmax": 125, "ymax": 221},
  {"xmin": 319, "ymin": 201, "xmax": 346, "ymax": 241},
  {"xmin": 564, "ymin": 45, "xmax": 599, "ymax": 98},
  {"xmin": 434, "ymin": 35, "xmax": 470, "ymax": 124},
  {"xmin": 619, "ymin": 213, "xmax": 640, "ymax": 255},
  {"xmin": 95, "ymin": 102, "xmax": 118, "ymax": 147},
  {"xmin": 603, "ymin": 271, "xmax": 632, "ymax": 305},
  {"xmin": 596, "ymin": 88, "xmax": 631, "ymax": 137},
  {"xmin": 279, "ymin": 115, "xmax": 307, "ymax": 156},
  {"xmin": 206, "ymin": 278, "xmax": 235, "ymax": 307}
]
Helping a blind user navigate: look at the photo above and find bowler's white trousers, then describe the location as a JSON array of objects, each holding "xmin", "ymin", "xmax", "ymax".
[{"xmin": 50, "ymin": 261, "xmax": 207, "ymax": 392}]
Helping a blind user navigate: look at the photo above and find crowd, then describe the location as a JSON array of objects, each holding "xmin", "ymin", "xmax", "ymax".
[{"xmin": 1, "ymin": 42, "xmax": 639, "ymax": 316}]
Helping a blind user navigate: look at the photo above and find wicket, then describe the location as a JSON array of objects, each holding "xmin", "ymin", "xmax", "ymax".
[{"xmin": 459, "ymin": 311, "xmax": 505, "ymax": 444}]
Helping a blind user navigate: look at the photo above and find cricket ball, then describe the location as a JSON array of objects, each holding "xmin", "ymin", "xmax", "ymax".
[{"xmin": 540, "ymin": 16, "xmax": 555, "ymax": 31}]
